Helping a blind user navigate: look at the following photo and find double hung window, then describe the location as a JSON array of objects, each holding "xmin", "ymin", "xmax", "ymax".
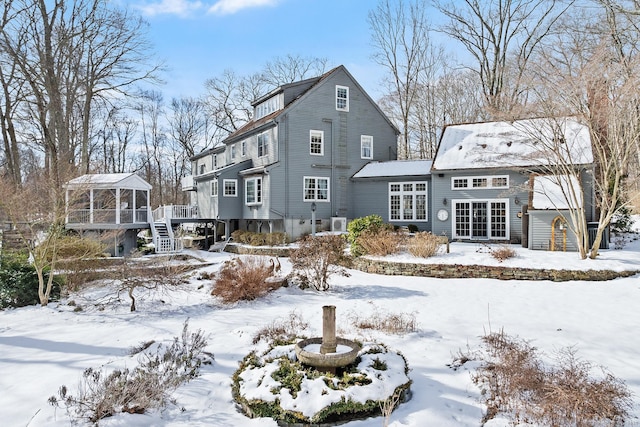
[
  {"xmin": 223, "ymin": 179, "xmax": 237, "ymax": 197},
  {"xmin": 245, "ymin": 177, "xmax": 262, "ymax": 205},
  {"xmin": 361, "ymin": 135, "xmax": 373, "ymax": 159},
  {"xmin": 310, "ymin": 130, "xmax": 324, "ymax": 156},
  {"xmin": 211, "ymin": 179, "xmax": 218, "ymax": 197},
  {"xmin": 304, "ymin": 177, "xmax": 329, "ymax": 201},
  {"xmin": 336, "ymin": 85, "xmax": 349, "ymax": 111},
  {"xmin": 257, "ymin": 132, "xmax": 269, "ymax": 157}
]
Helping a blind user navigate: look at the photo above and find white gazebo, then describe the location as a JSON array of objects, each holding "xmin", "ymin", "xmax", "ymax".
[
  {"xmin": 64, "ymin": 173, "xmax": 153, "ymax": 256},
  {"xmin": 64, "ymin": 173, "xmax": 152, "ymax": 229}
]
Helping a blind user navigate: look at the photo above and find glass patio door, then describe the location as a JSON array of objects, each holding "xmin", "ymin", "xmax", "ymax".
[{"xmin": 471, "ymin": 202, "xmax": 488, "ymax": 238}]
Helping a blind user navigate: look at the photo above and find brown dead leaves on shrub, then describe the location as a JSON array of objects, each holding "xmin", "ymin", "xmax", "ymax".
[
  {"xmin": 211, "ymin": 256, "xmax": 281, "ymax": 303},
  {"xmin": 452, "ymin": 330, "xmax": 632, "ymax": 426},
  {"xmin": 357, "ymin": 228, "xmax": 406, "ymax": 256}
]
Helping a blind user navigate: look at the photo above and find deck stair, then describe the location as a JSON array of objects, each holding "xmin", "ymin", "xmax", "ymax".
[{"xmin": 149, "ymin": 207, "xmax": 184, "ymax": 253}]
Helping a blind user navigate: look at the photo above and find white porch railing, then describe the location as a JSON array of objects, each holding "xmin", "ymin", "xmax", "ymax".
[
  {"xmin": 154, "ymin": 236, "xmax": 184, "ymax": 253},
  {"xmin": 152, "ymin": 205, "xmax": 198, "ymax": 222},
  {"xmin": 66, "ymin": 208, "xmax": 149, "ymax": 224}
]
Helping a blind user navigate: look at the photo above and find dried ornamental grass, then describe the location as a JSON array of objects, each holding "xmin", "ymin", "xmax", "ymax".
[{"xmin": 407, "ymin": 232, "xmax": 442, "ymax": 258}]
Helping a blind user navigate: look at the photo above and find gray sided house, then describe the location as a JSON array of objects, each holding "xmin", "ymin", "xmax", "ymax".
[
  {"xmin": 430, "ymin": 117, "xmax": 595, "ymax": 251},
  {"xmin": 184, "ymin": 65, "xmax": 399, "ymax": 241},
  {"xmin": 351, "ymin": 160, "xmax": 432, "ymax": 231}
]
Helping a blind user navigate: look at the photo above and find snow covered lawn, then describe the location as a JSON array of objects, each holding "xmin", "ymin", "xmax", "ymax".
[{"xmin": 1, "ymin": 236, "xmax": 639, "ymax": 426}]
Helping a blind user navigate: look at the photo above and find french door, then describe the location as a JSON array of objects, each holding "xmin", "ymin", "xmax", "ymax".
[{"xmin": 453, "ymin": 199, "xmax": 508, "ymax": 240}]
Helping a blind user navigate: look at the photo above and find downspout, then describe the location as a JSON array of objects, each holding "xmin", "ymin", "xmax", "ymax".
[
  {"xmin": 322, "ymin": 118, "xmax": 334, "ymax": 216},
  {"xmin": 282, "ymin": 114, "xmax": 289, "ymax": 219}
]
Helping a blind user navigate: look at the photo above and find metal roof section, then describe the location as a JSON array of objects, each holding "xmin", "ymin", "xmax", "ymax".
[{"xmin": 352, "ymin": 159, "xmax": 433, "ymax": 179}]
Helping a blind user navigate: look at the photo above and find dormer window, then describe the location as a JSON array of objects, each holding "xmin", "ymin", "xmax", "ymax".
[
  {"xmin": 336, "ymin": 85, "xmax": 349, "ymax": 111},
  {"xmin": 255, "ymin": 95, "xmax": 282, "ymax": 120}
]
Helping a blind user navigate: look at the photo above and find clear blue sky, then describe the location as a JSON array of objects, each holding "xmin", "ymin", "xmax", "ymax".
[{"xmin": 129, "ymin": 0, "xmax": 396, "ymax": 101}]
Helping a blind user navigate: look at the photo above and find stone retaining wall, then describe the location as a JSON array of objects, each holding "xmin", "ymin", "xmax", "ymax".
[
  {"xmin": 223, "ymin": 244, "xmax": 291, "ymax": 257},
  {"xmin": 351, "ymin": 257, "xmax": 639, "ymax": 282},
  {"xmin": 223, "ymin": 245, "xmax": 639, "ymax": 282}
]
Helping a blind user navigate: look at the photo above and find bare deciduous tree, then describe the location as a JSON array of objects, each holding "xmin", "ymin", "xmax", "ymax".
[
  {"xmin": 368, "ymin": 0, "xmax": 436, "ymax": 158},
  {"xmin": 0, "ymin": 0, "xmax": 160, "ymax": 193},
  {"xmin": 167, "ymin": 96, "xmax": 209, "ymax": 158},
  {"xmin": 529, "ymin": 0, "xmax": 640, "ymax": 258},
  {"xmin": 435, "ymin": 0, "xmax": 570, "ymax": 116},
  {"xmin": 136, "ymin": 90, "xmax": 167, "ymax": 207},
  {"xmin": 261, "ymin": 54, "xmax": 329, "ymax": 87}
]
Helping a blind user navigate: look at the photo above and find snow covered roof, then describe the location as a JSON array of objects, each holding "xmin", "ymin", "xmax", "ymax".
[
  {"xmin": 432, "ymin": 117, "xmax": 593, "ymax": 171},
  {"xmin": 64, "ymin": 173, "xmax": 152, "ymax": 190},
  {"xmin": 352, "ymin": 160, "xmax": 432, "ymax": 179},
  {"xmin": 531, "ymin": 174, "xmax": 583, "ymax": 209}
]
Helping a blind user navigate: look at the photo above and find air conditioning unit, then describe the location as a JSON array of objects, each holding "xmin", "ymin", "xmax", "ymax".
[{"xmin": 331, "ymin": 217, "xmax": 347, "ymax": 232}]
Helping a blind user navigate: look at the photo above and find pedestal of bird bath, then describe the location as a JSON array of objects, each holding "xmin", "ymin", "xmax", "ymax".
[{"xmin": 294, "ymin": 305, "xmax": 360, "ymax": 374}]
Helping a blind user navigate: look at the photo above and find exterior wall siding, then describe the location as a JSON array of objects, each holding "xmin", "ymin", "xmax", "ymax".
[
  {"xmin": 528, "ymin": 210, "xmax": 580, "ymax": 251},
  {"xmin": 352, "ymin": 178, "xmax": 432, "ymax": 232},
  {"xmin": 430, "ymin": 170, "xmax": 529, "ymax": 242},
  {"xmin": 194, "ymin": 160, "xmax": 251, "ymax": 220},
  {"xmin": 269, "ymin": 67, "xmax": 398, "ymax": 232}
]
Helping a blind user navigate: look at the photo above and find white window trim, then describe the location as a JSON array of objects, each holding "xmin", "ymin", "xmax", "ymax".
[
  {"xmin": 241, "ymin": 141, "xmax": 247, "ymax": 157},
  {"xmin": 361, "ymin": 135, "xmax": 373, "ymax": 159},
  {"xmin": 451, "ymin": 175, "xmax": 509, "ymax": 190},
  {"xmin": 451, "ymin": 198, "xmax": 510, "ymax": 240},
  {"xmin": 223, "ymin": 179, "xmax": 237, "ymax": 197},
  {"xmin": 303, "ymin": 176, "xmax": 330, "ymax": 202},
  {"xmin": 257, "ymin": 132, "xmax": 269, "ymax": 158},
  {"xmin": 310, "ymin": 130, "xmax": 324, "ymax": 156},
  {"xmin": 245, "ymin": 177, "xmax": 262, "ymax": 206},
  {"xmin": 210, "ymin": 178, "xmax": 218, "ymax": 197},
  {"xmin": 230, "ymin": 144, "xmax": 236, "ymax": 160},
  {"xmin": 388, "ymin": 181, "xmax": 428, "ymax": 222},
  {"xmin": 336, "ymin": 85, "xmax": 349, "ymax": 112}
]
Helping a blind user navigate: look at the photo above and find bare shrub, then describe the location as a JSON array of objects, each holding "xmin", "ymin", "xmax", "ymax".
[
  {"xmin": 357, "ymin": 228, "xmax": 405, "ymax": 256},
  {"xmin": 380, "ymin": 387, "xmax": 403, "ymax": 427},
  {"xmin": 477, "ymin": 242, "xmax": 517, "ymax": 262},
  {"xmin": 55, "ymin": 235, "xmax": 108, "ymax": 260},
  {"xmin": 112, "ymin": 258, "xmax": 191, "ymax": 311},
  {"xmin": 49, "ymin": 321, "xmax": 210, "ymax": 424},
  {"xmin": 538, "ymin": 347, "xmax": 632, "ymax": 426},
  {"xmin": 252, "ymin": 310, "xmax": 310, "ymax": 345},
  {"xmin": 211, "ymin": 256, "xmax": 279, "ymax": 303},
  {"xmin": 490, "ymin": 245, "xmax": 517, "ymax": 262},
  {"xmin": 457, "ymin": 330, "xmax": 632, "ymax": 426},
  {"xmin": 407, "ymin": 232, "xmax": 443, "ymax": 258},
  {"xmin": 289, "ymin": 235, "xmax": 350, "ymax": 291},
  {"xmin": 230, "ymin": 230, "xmax": 288, "ymax": 246},
  {"xmin": 349, "ymin": 304, "xmax": 418, "ymax": 335}
]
